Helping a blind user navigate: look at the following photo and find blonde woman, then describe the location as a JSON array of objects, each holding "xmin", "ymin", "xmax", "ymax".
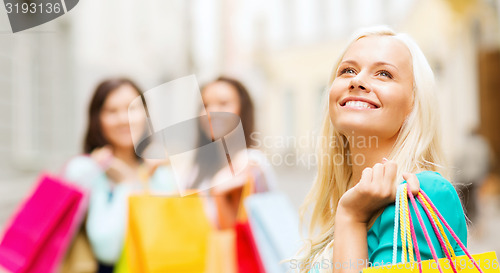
[{"xmin": 297, "ymin": 26, "xmax": 467, "ymax": 273}]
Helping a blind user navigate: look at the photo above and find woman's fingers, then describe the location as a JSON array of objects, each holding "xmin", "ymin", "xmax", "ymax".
[
  {"xmin": 403, "ymin": 172, "xmax": 420, "ymax": 196},
  {"xmin": 211, "ymin": 168, "xmax": 248, "ymax": 194},
  {"xmin": 359, "ymin": 167, "xmax": 373, "ymax": 185},
  {"xmin": 383, "ymin": 160, "xmax": 398, "ymax": 197},
  {"xmin": 383, "ymin": 160, "xmax": 397, "ymax": 181},
  {"xmin": 372, "ymin": 163, "xmax": 384, "ymax": 185},
  {"xmin": 91, "ymin": 145, "xmax": 114, "ymax": 168},
  {"xmin": 364, "ymin": 160, "xmax": 399, "ymax": 200}
]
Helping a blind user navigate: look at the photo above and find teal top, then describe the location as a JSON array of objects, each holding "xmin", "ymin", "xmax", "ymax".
[
  {"xmin": 63, "ymin": 156, "xmax": 176, "ymax": 265},
  {"xmin": 309, "ymin": 171, "xmax": 467, "ymax": 272}
]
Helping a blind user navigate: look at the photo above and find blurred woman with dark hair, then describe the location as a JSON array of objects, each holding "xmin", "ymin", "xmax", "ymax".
[
  {"xmin": 191, "ymin": 76, "xmax": 277, "ymax": 229},
  {"xmin": 63, "ymin": 78, "xmax": 174, "ymax": 273}
]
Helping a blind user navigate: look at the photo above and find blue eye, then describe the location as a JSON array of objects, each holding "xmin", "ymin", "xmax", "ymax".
[
  {"xmin": 339, "ymin": 67, "xmax": 356, "ymax": 75},
  {"xmin": 378, "ymin": 70, "xmax": 393, "ymax": 79}
]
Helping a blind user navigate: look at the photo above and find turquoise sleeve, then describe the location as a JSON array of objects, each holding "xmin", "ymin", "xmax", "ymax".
[
  {"xmin": 308, "ymin": 265, "xmax": 320, "ymax": 273},
  {"xmin": 368, "ymin": 171, "xmax": 468, "ymax": 266}
]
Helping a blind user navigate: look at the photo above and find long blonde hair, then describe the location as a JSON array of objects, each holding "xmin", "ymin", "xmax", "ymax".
[{"xmin": 296, "ymin": 26, "xmax": 448, "ymax": 272}]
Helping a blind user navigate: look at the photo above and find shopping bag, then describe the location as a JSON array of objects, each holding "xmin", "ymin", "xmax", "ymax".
[
  {"xmin": 235, "ymin": 221, "xmax": 266, "ymax": 273},
  {"xmin": 119, "ymin": 192, "xmax": 212, "ymax": 273},
  {"xmin": 60, "ymin": 228, "xmax": 97, "ymax": 273},
  {"xmin": 234, "ymin": 177, "xmax": 266, "ymax": 273},
  {"xmin": 113, "ymin": 240, "xmax": 131, "ymax": 273},
  {"xmin": 211, "ymin": 174, "xmax": 266, "ymax": 273},
  {"xmin": 244, "ymin": 192, "xmax": 301, "ymax": 273},
  {"xmin": 363, "ymin": 183, "xmax": 500, "ymax": 273},
  {"xmin": 0, "ymin": 173, "xmax": 88, "ymax": 273},
  {"xmin": 205, "ymin": 229, "xmax": 237, "ymax": 273}
]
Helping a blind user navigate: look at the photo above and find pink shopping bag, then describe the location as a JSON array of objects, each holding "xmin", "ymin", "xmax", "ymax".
[{"xmin": 0, "ymin": 173, "xmax": 88, "ymax": 273}]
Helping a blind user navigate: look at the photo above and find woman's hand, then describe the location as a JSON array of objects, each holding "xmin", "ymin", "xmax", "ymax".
[
  {"xmin": 332, "ymin": 160, "xmax": 420, "ymax": 272},
  {"xmin": 143, "ymin": 158, "xmax": 170, "ymax": 177},
  {"xmin": 90, "ymin": 146, "xmax": 137, "ymax": 183},
  {"xmin": 337, "ymin": 160, "xmax": 420, "ymax": 224},
  {"xmin": 90, "ymin": 146, "xmax": 114, "ymax": 168},
  {"xmin": 210, "ymin": 150, "xmax": 259, "ymax": 194}
]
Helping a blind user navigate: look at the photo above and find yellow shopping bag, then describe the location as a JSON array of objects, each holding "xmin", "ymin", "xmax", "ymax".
[
  {"xmin": 205, "ymin": 230, "xmax": 237, "ymax": 273},
  {"xmin": 364, "ymin": 184, "xmax": 500, "ymax": 273},
  {"xmin": 364, "ymin": 252, "xmax": 499, "ymax": 273},
  {"xmin": 117, "ymin": 192, "xmax": 212, "ymax": 273},
  {"xmin": 113, "ymin": 240, "xmax": 130, "ymax": 273}
]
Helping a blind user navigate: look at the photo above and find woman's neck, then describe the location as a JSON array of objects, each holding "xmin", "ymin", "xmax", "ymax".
[
  {"xmin": 347, "ymin": 134, "xmax": 398, "ymax": 187},
  {"xmin": 112, "ymin": 146, "xmax": 140, "ymax": 168}
]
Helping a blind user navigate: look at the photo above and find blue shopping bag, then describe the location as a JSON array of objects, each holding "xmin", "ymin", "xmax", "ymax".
[{"xmin": 244, "ymin": 192, "xmax": 302, "ymax": 273}]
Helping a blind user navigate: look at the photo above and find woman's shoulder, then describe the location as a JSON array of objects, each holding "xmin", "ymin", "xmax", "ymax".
[
  {"xmin": 64, "ymin": 155, "xmax": 100, "ymax": 177},
  {"xmin": 63, "ymin": 155, "xmax": 103, "ymax": 188},
  {"xmin": 415, "ymin": 171, "xmax": 459, "ymax": 201},
  {"xmin": 416, "ymin": 170, "xmax": 466, "ymax": 220}
]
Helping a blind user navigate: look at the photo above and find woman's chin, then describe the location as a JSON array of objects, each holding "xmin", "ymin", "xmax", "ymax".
[
  {"xmin": 335, "ymin": 123, "xmax": 385, "ymax": 138},
  {"xmin": 109, "ymin": 139, "xmax": 135, "ymax": 150}
]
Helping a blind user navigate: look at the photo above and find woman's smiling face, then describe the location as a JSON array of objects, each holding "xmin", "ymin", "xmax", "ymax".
[
  {"xmin": 100, "ymin": 84, "xmax": 144, "ymax": 150},
  {"xmin": 329, "ymin": 35, "xmax": 414, "ymax": 140}
]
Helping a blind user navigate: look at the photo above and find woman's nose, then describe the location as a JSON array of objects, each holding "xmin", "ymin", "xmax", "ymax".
[
  {"xmin": 118, "ymin": 110, "xmax": 129, "ymax": 124},
  {"xmin": 206, "ymin": 105, "xmax": 221, "ymax": 113},
  {"xmin": 349, "ymin": 75, "xmax": 370, "ymax": 92},
  {"xmin": 350, "ymin": 83, "xmax": 367, "ymax": 90}
]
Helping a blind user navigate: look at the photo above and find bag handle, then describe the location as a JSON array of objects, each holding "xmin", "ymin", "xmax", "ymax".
[
  {"xmin": 417, "ymin": 189, "xmax": 484, "ymax": 273},
  {"xmin": 406, "ymin": 183, "xmax": 445, "ymax": 273},
  {"xmin": 395, "ymin": 183, "xmax": 457, "ymax": 264},
  {"xmin": 414, "ymin": 191, "xmax": 458, "ymax": 273},
  {"xmin": 392, "ymin": 184, "xmax": 402, "ymax": 265},
  {"xmin": 417, "ymin": 193, "xmax": 456, "ymax": 260},
  {"xmin": 406, "ymin": 184, "xmax": 484, "ymax": 273},
  {"xmin": 404, "ymin": 185, "xmax": 417, "ymax": 264},
  {"xmin": 139, "ymin": 164, "xmax": 151, "ymax": 195},
  {"xmin": 400, "ymin": 184, "xmax": 409, "ymax": 263},
  {"xmin": 396, "ymin": 184, "xmax": 416, "ymax": 264},
  {"xmin": 236, "ymin": 175, "xmax": 255, "ymax": 222},
  {"xmin": 406, "ymin": 185, "xmax": 423, "ymax": 271}
]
